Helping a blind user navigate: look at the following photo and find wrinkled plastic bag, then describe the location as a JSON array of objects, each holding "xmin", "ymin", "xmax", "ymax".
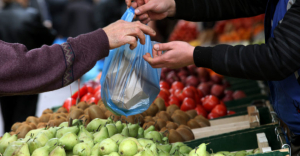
[{"xmin": 100, "ymin": 7, "xmax": 161, "ymax": 116}]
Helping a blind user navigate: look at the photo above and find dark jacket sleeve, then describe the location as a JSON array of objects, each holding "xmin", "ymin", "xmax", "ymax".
[
  {"xmin": 194, "ymin": 0, "xmax": 300, "ymax": 81},
  {"xmin": 0, "ymin": 29, "xmax": 109, "ymax": 96},
  {"xmin": 174, "ymin": 0, "xmax": 268, "ymax": 21}
]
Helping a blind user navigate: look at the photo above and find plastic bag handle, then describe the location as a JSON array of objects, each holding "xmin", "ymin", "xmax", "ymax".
[{"xmin": 121, "ymin": 7, "xmax": 135, "ymax": 22}]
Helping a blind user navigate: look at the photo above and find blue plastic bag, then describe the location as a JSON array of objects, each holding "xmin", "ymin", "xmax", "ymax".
[{"xmin": 100, "ymin": 7, "xmax": 161, "ymax": 116}]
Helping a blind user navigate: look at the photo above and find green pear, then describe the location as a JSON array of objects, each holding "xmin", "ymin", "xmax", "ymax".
[
  {"xmin": 99, "ymin": 138, "xmax": 118, "ymax": 155},
  {"xmin": 24, "ymin": 128, "xmax": 44, "ymax": 140},
  {"xmin": 216, "ymin": 151, "xmax": 230, "ymax": 155},
  {"xmin": 170, "ymin": 142, "xmax": 185, "ymax": 154},
  {"xmin": 73, "ymin": 142, "xmax": 91, "ymax": 156},
  {"xmin": 121, "ymin": 126, "xmax": 129, "ymax": 137},
  {"xmin": 1, "ymin": 133, "xmax": 10, "ymax": 140},
  {"xmin": 156, "ymin": 144, "xmax": 172, "ymax": 153},
  {"xmin": 195, "ymin": 143, "xmax": 208, "ymax": 156},
  {"xmin": 0, "ymin": 134, "xmax": 18, "ymax": 153},
  {"xmin": 179, "ymin": 146, "xmax": 193, "ymax": 154},
  {"xmin": 80, "ymin": 137, "xmax": 94, "ymax": 148},
  {"xmin": 3, "ymin": 140, "xmax": 25, "ymax": 156},
  {"xmin": 34, "ymin": 131, "xmax": 50, "ymax": 147},
  {"xmin": 45, "ymin": 127, "xmax": 57, "ymax": 138},
  {"xmin": 45, "ymin": 138, "xmax": 59, "ymax": 152},
  {"xmin": 31, "ymin": 145, "xmax": 52, "ymax": 156},
  {"xmin": 122, "ymin": 138, "xmax": 143, "ymax": 152},
  {"xmin": 59, "ymin": 132, "xmax": 79, "ymax": 150},
  {"xmin": 90, "ymin": 142, "xmax": 100, "ymax": 156},
  {"xmin": 119, "ymin": 139, "xmax": 138, "ymax": 156},
  {"xmin": 149, "ymin": 143, "xmax": 158, "ymax": 156},
  {"xmin": 59, "ymin": 122, "xmax": 69, "ymax": 127},
  {"xmin": 144, "ymin": 131, "xmax": 162, "ymax": 143},
  {"xmin": 49, "ymin": 146, "xmax": 66, "ymax": 156},
  {"xmin": 108, "ymin": 151, "xmax": 120, "ymax": 156},
  {"xmin": 162, "ymin": 137, "xmax": 169, "ymax": 144},
  {"xmin": 106, "ymin": 124, "xmax": 118, "ymax": 137},
  {"xmin": 56, "ymin": 126, "xmax": 79, "ymax": 138},
  {"xmin": 128, "ymin": 124, "xmax": 139, "ymax": 138},
  {"xmin": 137, "ymin": 127, "xmax": 144, "ymax": 138},
  {"xmin": 27, "ymin": 138, "xmax": 41, "ymax": 154},
  {"xmin": 78, "ymin": 125, "xmax": 93, "ymax": 139},
  {"xmin": 93, "ymin": 126, "xmax": 109, "ymax": 144},
  {"xmin": 65, "ymin": 150, "xmax": 73, "ymax": 156},
  {"xmin": 143, "ymin": 125, "xmax": 155, "ymax": 136},
  {"xmin": 111, "ymin": 134, "xmax": 126, "ymax": 145},
  {"xmin": 158, "ymin": 149, "xmax": 171, "ymax": 156},
  {"xmin": 115, "ymin": 121, "xmax": 124, "ymax": 133},
  {"xmin": 86, "ymin": 118, "xmax": 107, "ymax": 132},
  {"xmin": 3, "ymin": 141, "xmax": 30, "ymax": 156},
  {"xmin": 137, "ymin": 139, "xmax": 154, "ymax": 148},
  {"xmin": 189, "ymin": 149, "xmax": 198, "ymax": 156}
]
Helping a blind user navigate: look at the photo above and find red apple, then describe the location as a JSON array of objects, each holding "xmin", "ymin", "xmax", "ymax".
[
  {"xmin": 197, "ymin": 83, "xmax": 211, "ymax": 96},
  {"xmin": 196, "ymin": 67, "xmax": 210, "ymax": 82},
  {"xmin": 233, "ymin": 90, "xmax": 246, "ymax": 100},
  {"xmin": 186, "ymin": 75, "xmax": 199, "ymax": 87},
  {"xmin": 179, "ymin": 75, "xmax": 187, "ymax": 85},
  {"xmin": 177, "ymin": 69, "xmax": 189, "ymax": 77},
  {"xmin": 187, "ymin": 65, "xmax": 197, "ymax": 75},
  {"xmin": 166, "ymin": 71, "xmax": 180, "ymax": 85},
  {"xmin": 211, "ymin": 74, "xmax": 223, "ymax": 84},
  {"xmin": 211, "ymin": 84, "xmax": 225, "ymax": 98}
]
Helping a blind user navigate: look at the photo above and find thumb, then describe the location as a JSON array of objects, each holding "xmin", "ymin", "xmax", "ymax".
[
  {"xmin": 135, "ymin": 2, "xmax": 154, "ymax": 15},
  {"xmin": 153, "ymin": 42, "xmax": 174, "ymax": 51}
]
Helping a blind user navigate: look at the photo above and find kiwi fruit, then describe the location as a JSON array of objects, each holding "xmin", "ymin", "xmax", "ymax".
[
  {"xmin": 84, "ymin": 108, "xmax": 89, "ymax": 115},
  {"xmin": 37, "ymin": 122, "xmax": 47, "ymax": 129},
  {"xmin": 26, "ymin": 116, "xmax": 39, "ymax": 125},
  {"xmin": 47, "ymin": 120, "xmax": 60, "ymax": 127},
  {"xmin": 176, "ymin": 127, "xmax": 195, "ymax": 141},
  {"xmin": 144, "ymin": 116, "xmax": 155, "ymax": 123},
  {"xmin": 171, "ymin": 114, "xmax": 187, "ymax": 125},
  {"xmin": 69, "ymin": 106, "xmax": 77, "ymax": 112},
  {"xmin": 166, "ymin": 105, "xmax": 179, "ymax": 115},
  {"xmin": 50, "ymin": 113, "xmax": 63, "ymax": 120},
  {"xmin": 141, "ymin": 111, "xmax": 148, "ymax": 117},
  {"xmin": 57, "ymin": 107, "xmax": 68, "ymax": 113},
  {"xmin": 194, "ymin": 115, "xmax": 210, "ymax": 126},
  {"xmin": 152, "ymin": 116, "xmax": 158, "ymax": 121},
  {"xmin": 88, "ymin": 105, "xmax": 106, "ymax": 120},
  {"xmin": 145, "ymin": 103, "xmax": 159, "ymax": 116},
  {"xmin": 168, "ymin": 129, "xmax": 185, "ymax": 143},
  {"xmin": 160, "ymin": 127, "xmax": 169, "ymax": 134},
  {"xmin": 156, "ymin": 111, "xmax": 171, "ymax": 121},
  {"xmin": 165, "ymin": 122, "xmax": 178, "ymax": 129},
  {"xmin": 59, "ymin": 113, "xmax": 68, "ymax": 119},
  {"xmin": 198, "ymin": 121, "xmax": 209, "ymax": 127},
  {"xmin": 97, "ymin": 100, "xmax": 104, "ymax": 106},
  {"xmin": 16, "ymin": 125, "xmax": 32, "ymax": 138},
  {"xmin": 186, "ymin": 110, "xmax": 198, "ymax": 119},
  {"xmin": 99, "ymin": 104, "xmax": 108, "ymax": 113},
  {"xmin": 143, "ymin": 121, "xmax": 159, "ymax": 131},
  {"xmin": 121, "ymin": 115, "xmax": 135, "ymax": 124},
  {"xmin": 178, "ymin": 125, "xmax": 191, "ymax": 130},
  {"xmin": 28, "ymin": 123, "xmax": 37, "ymax": 129},
  {"xmin": 39, "ymin": 114, "xmax": 51, "ymax": 123},
  {"xmin": 42, "ymin": 108, "xmax": 53, "ymax": 114},
  {"xmin": 173, "ymin": 110, "xmax": 190, "ymax": 122},
  {"xmin": 77, "ymin": 101, "xmax": 89, "ymax": 110},
  {"xmin": 79, "ymin": 115, "xmax": 90, "ymax": 126},
  {"xmin": 10, "ymin": 131, "xmax": 16, "ymax": 136},
  {"xmin": 11, "ymin": 122, "xmax": 22, "ymax": 132},
  {"xmin": 135, "ymin": 114, "xmax": 144, "ymax": 125},
  {"xmin": 68, "ymin": 108, "xmax": 84, "ymax": 120},
  {"xmin": 105, "ymin": 111, "xmax": 120, "ymax": 122},
  {"xmin": 187, "ymin": 119, "xmax": 202, "ymax": 129},
  {"xmin": 156, "ymin": 119, "xmax": 167, "ymax": 130},
  {"xmin": 154, "ymin": 97, "xmax": 166, "ymax": 111}
]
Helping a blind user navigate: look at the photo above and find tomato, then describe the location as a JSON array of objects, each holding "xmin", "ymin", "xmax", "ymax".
[
  {"xmin": 171, "ymin": 81, "xmax": 184, "ymax": 90},
  {"xmin": 94, "ymin": 90, "xmax": 101, "ymax": 101},
  {"xmin": 169, "ymin": 96, "xmax": 181, "ymax": 107},
  {"xmin": 196, "ymin": 89, "xmax": 204, "ymax": 99},
  {"xmin": 174, "ymin": 89, "xmax": 184, "ymax": 102},
  {"xmin": 71, "ymin": 85, "xmax": 88, "ymax": 99},
  {"xmin": 208, "ymin": 112, "xmax": 220, "ymax": 120},
  {"xmin": 180, "ymin": 98, "xmax": 196, "ymax": 111},
  {"xmin": 63, "ymin": 98, "xmax": 76, "ymax": 112},
  {"xmin": 80, "ymin": 93, "xmax": 93, "ymax": 102},
  {"xmin": 195, "ymin": 104, "xmax": 208, "ymax": 118},
  {"xmin": 94, "ymin": 85, "xmax": 101, "ymax": 93},
  {"xmin": 164, "ymin": 101, "xmax": 170, "ymax": 107},
  {"xmin": 160, "ymin": 81, "xmax": 170, "ymax": 89},
  {"xmin": 158, "ymin": 90, "xmax": 169, "ymax": 103},
  {"xmin": 161, "ymin": 88, "xmax": 170, "ymax": 97},
  {"xmin": 87, "ymin": 97, "xmax": 99, "ymax": 104},
  {"xmin": 211, "ymin": 104, "xmax": 227, "ymax": 117},
  {"xmin": 202, "ymin": 95, "xmax": 220, "ymax": 112},
  {"xmin": 86, "ymin": 85, "xmax": 94, "ymax": 94},
  {"xmin": 227, "ymin": 110, "xmax": 236, "ymax": 115}
]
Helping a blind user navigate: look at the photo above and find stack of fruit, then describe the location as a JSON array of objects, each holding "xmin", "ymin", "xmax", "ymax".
[
  {"xmin": 168, "ymin": 20, "xmax": 199, "ymax": 42},
  {"xmin": 159, "ymin": 66, "xmax": 246, "ymax": 119}
]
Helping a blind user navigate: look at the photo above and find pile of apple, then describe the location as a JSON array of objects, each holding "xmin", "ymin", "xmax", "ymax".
[{"xmin": 158, "ymin": 66, "xmax": 246, "ymax": 119}]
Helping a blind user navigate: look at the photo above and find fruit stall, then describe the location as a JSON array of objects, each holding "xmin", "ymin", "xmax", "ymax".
[{"xmin": 0, "ymin": 15, "xmax": 290, "ymax": 156}]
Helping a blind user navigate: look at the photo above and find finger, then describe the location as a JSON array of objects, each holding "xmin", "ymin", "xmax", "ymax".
[
  {"xmin": 125, "ymin": 0, "xmax": 131, "ymax": 7},
  {"xmin": 125, "ymin": 36, "xmax": 138, "ymax": 50},
  {"xmin": 127, "ymin": 25, "xmax": 146, "ymax": 45},
  {"xmin": 131, "ymin": 1, "xmax": 138, "ymax": 8},
  {"xmin": 153, "ymin": 42, "xmax": 174, "ymax": 51},
  {"xmin": 144, "ymin": 52, "xmax": 152, "ymax": 57},
  {"xmin": 140, "ymin": 18, "xmax": 151, "ymax": 24},
  {"xmin": 135, "ymin": 22, "xmax": 156, "ymax": 36},
  {"xmin": 137, "ymin": 0, "xmax": 145, "ymax": 6},
  {"xmin": 143, "ymin": 53, "xmax": 165, "ymax": 66},
  {"xmin": 138, "ymin": 13, "xmax": 149, "ymax": 21},
  {"xmin": 152, "ymin": 47, "xmax": 158, "ymax": 58},
  {"xmin": 158, "ymin": 50, "xmax": 163, "ymax": 56},
  {"xmin": 135, "ymin": 1, "xmax": 154, "ymax": 15}
]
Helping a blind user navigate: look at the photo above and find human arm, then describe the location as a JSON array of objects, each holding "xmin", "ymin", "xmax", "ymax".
[{"xmin": 0, "ymin": 20, "xmax": 155, "ymax": 96}]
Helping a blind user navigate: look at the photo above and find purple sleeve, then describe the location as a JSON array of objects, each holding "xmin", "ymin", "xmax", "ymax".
[{"xmin": 0, "ymin": 28, "xmax": 109, "ymax": 96}]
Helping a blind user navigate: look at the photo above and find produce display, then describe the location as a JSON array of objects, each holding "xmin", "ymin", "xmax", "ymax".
[
  {"xmin": 159, "ymin": 66, "xmax": 245, "ymax": 119},
  {"xmin": 168, "ymin": 20, "xmax": 199, "ymax": 42}
]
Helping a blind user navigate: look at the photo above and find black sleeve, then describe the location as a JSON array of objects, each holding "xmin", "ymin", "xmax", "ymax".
[
  {"xmin": 174, "ymin": 0, "xmax": 268, "ymax": 21},
  {"xmin": 194, "ymin": 0, "xmax": 300, "ymax": 81}
]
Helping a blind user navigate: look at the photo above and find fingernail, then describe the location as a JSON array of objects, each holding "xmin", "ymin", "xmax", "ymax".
[
  {"xmin": 154, "ymin": 44, "xmax": 159, "ymax": 50},
  {"xmin": 135, "ymin": 9, "xmax": 140, "ymax": 14}
]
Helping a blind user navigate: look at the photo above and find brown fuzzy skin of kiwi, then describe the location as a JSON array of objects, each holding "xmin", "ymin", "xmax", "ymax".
[
  {"xmin": 187, "ymin": 119, "xmax": 202, "ymax": 129},
  {"xmin": 178, "ymin": 125, "xmax": 191, "ymax": 130},
  {"xmin": 143, "ymin": 121, "xmax": 160, "ymax": 131},
  {"xmin": 160, "ymin": 127, "xmax": 169, "ymax": 134},
  {"xmin": 26, "ymin": 116, "xmax": 39, "ymax": 126},
  {"xmin": 171, "ymin": 114, "xmax": 187, "ymax": 125},
  {"xmin": 11, "ymin": 122, "xmax": 22, "ymax": 132},
  {"xmin": 68, "ymin": 109, "xmax": 84, "ymax": 120},
  {"xmin": 77, "ymin": 102, "xmax": 89, "ymax": 110},
  {"xmin": 168, "ymin": 129, "xmax": 185, "ymax": 143},
  {"xmin": 28, "ymin": 123, "xmax": 37, "ymax": 129},
  {"xmin": 145, "ymin": 103, "xmax": 159, "ymax": 117},
  {"xmin": 88, "ymin": 105, "xmax": 106, "ymax": 120},
  {"xmin": 154, "ymin": 97, "xmax": 166, "ymax": 111},
  {"xmin": 10, "ymin": 131, "xmax": 16, "ymax": 136},
  {"xmin": 57, "ymin": 107, "xmax": 68, "ymax": 114},
  {"xmin": 69, "ymin": 106, "xmax": 77, "ymax": 112},
  {"xmin": 99, "ymin": 104, "xmax": 108, "ymax": 113},
  {"xmin": 194, "ymin": 115, "xmax": 210, "ymax": 126},
  {"xmin": 176, "ymin": 127, "xmax": 195, "ymax": 141},
  {"xmin": 79, "ymin": 115, "xmax": 90, "ymax": 126},
  {"xmin": 198, "ymin": 121, "xmax": 209, "ymax": 127},
  {"xmin": 144, "ymin": 116, "xmax": 155, "ymax": 123},
  {"xmin": 37, "ymin": 122, "xmax": 47, "ymax": 129},
  {"xmin": 84, "ymin": 108, "xmax": 89, "ymax": 116},
  {"xmin": 39, "ymin": 114, "xmax": 51, "ymax": 123},
  {"xmin": 186, "ymin": 110, "xmax": 198, "ymax": 119},
  {"xmin": 135, "ymin": 114, "xmax": 144, "ymax": 125},
  {"xmin": 156, "ymin": 111, "xmax": 171, "ymax": 122},
  {"xmin": 58, "ymin": 113, "xmax": 68, "ymax": 119},
  {"xmin": 166, "ymin": 122, "xmax": 178, "ymax": 129},
  {"xmin": 97, "ymin": 100, "xmax": 104, "ymax": 106},
  {"xmin": 166, "ymin": 105, "xmax": 179, "ymax": 115},
  {"xmin": 156, "ymin": 119, "xmax": 167, "ymax": 130},
  {"xmin": 42, "ymin": 108, "xmax": 53, "ymax": 114},
  {"xmin": 105, "ymin": 111, "xmax": 120, "ymax": 122},
  {"xmin": 173, "ymin": 110, "xmax": 190, "ymax": 122},
  {"xmin": 121, "ymin": 115, "xmax": 135, "ymax": 124},
  {"xmin": 16, "ymin": 125, "xmax": 32, "ymax": 138},
  {"xmin": 141, "ymin": 111, "xmax": 148, "ymax": 117},
  {"xmin": 47, "ymin": 120, "xmax": 60, "ymax": 127}
]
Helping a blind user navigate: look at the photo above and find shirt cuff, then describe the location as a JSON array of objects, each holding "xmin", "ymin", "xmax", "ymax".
[{"xmin": 193, "ymin": 46, "xmax": 213, "ymax": 68}]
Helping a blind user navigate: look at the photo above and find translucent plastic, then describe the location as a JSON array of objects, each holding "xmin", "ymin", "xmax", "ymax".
[{"xmin": 100, "ymin": 7, "xmax": 161, "ymax": 116}]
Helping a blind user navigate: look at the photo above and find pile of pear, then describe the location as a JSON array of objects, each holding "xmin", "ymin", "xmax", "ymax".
[{"xmin": 0, "ymin": 116, "xmax": 195, "ymax": 156}]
